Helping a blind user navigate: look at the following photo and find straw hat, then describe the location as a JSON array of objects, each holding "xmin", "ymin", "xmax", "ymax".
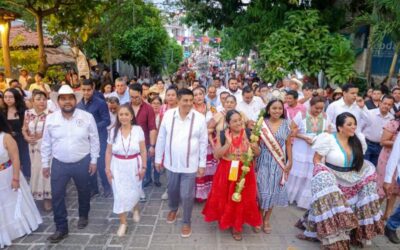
[
  {"xmin": 50, "ymin": 85, "xmax": 83, "ymax": 104},
  {"xmin": 290, "ymin": 78, "xmax": 303, "ymax": 89},
  {"xmin": 149, "ymin": 85, "xmax": 160, "ymax": 94},
  {"xmin": 333, "ymin": 87, "xmax": 343, "ymax": 93}
]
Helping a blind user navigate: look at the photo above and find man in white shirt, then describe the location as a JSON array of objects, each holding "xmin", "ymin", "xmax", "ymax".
[
  {"xmin": 213, "ymin": 77, "xmax": 227, "ymax": 97},
  {"xmin": 205, "ymin": 84, "xmax": 220, "ymax": 112},
  {"xmin": 41, "ymin": 85, "xmax": 99, "ymax": 243},
  {"xmin": 237, "ymin": 86, "xmax": 265, "ymax": 122},
  {"xmin": 155, "ymin": 88, "xmax": 207, "ymax": 238},
  {"xmin": 109, "ymin": 77, "xmax": 130, "ymax": 104},
  {"xmin": 326, "ymin": 83, "xmax": 363, "ymax": 132},
  {"xmin": 360, "ymin": 95, "xmax": 394, "ymax": 166},
  {"xmin": 227, "ymin": 78, "xmax": 243, "ymax": 103},
  {"xmin": 383, "ymin": 134, "xmax": 400, "ymax": 244}
]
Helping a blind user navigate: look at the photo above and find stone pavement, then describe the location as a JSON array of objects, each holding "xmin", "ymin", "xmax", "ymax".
[{"xmin": 6, "ymin": 180, "xmax": 400, "ymax": 250}]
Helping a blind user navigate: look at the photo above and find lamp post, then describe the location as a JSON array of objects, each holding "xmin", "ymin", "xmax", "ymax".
[{"xmin": 0, "ymin": 8, "xmax": 18, "ymax": 78}]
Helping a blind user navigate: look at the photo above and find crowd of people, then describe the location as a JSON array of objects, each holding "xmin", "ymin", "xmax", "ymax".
[{"xmin": 1, "ymin": 68, "xmax": 400, "ymax": 250}]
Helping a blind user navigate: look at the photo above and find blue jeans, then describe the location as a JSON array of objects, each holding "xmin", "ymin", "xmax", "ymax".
[
  {"xmin": 143, "ymin": 145, "xmax": 160, "ymax": 186},
  {"xmin": 387, "ymin": 177, "xmax": 400, "ymax": 230},
  {"xmin": 89, "ymin": 136, "xmax": 110, "ymax": 193},
  {"xmin": 364, "ymin": 140, "xmax": 382, "ymax": 167},
  {"xmin": 51, "ymin": 155, "xmax": 91, "ymax": 233}
]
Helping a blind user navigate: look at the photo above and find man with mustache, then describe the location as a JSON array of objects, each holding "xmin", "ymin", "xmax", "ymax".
[{"xmin": 41, "ymin": 85, "xmax": 99, "ymax": 243}]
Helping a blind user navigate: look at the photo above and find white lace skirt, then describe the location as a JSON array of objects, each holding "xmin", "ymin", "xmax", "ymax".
[
  {"xmin": 111, "ymin": 156, "xmax": 141, "ymax": 214},
  {"xmin": 286, "ymin": 160, "xmax": 313, "ymax": 209},
  {"xmin": 0, "ymin": 167, "xmax": 42, "ymax": 248}
]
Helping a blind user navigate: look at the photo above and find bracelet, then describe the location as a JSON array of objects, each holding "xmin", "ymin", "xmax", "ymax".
[{"xmin": 12, "ymin": 178, "xmax": 19, "ymax": 182}]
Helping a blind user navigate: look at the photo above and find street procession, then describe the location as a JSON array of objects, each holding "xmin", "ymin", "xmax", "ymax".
[{"xmin": 1, "ymin": 0, "xmax": 400, "ymax": 249}]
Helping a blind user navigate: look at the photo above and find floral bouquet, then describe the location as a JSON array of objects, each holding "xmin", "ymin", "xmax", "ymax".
[{"xmin": 232, "ymin": 110, "xmax": 265, "ymax": 202}]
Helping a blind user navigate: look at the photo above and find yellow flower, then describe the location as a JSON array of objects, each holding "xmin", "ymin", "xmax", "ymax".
[
  {"xmin": 247, "ymin": 148, "xmax": 253, "ymax": 158},
  {"xmin": 232, "ymin": 192, "xmax": 242, "ymax": 202},
  {"xmin": 257, "ymin": 117, "xmax": 263, "ymax": 127},
  {"xmin": 241, "ymin": 166, "xmax": 250, "ymax": 172},
  {"xmin": 250, "ymin": 134, "xmax": 258, "ymax": 143},
  {"xmin": 238, "ymin": 178, "xmax": 246, "ymax": 189}
]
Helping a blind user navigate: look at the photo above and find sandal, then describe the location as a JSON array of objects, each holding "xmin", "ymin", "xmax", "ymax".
[
  {"xmin": 252, "ymin": 226, "xmax": 261, "ymax": 233},
  {"xmin": 296, "ymin": 233, "xmax": 319, "ymax": 242},
  {"xmin": 262, "ymin": 222, "xmax": 272, "ymax": 234},
  {"xmin": 231, "ymin": 229, "xmax": 243, "ymax": 241}
]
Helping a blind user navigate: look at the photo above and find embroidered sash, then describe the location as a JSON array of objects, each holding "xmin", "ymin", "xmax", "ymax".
[{"xmin": 260, "ymin": 121, "xmax": 287, "ymax": 185}]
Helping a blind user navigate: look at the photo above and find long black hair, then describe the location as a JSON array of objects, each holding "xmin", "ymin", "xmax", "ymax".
[
  {"xmin": 0, "ymin": 112, "xmax": 12, "ymax": 134},
  {"xmin": 336, "ymin": 112, "xmax": 363, "ymax": 171},
  {"xmin": 112, "ymin": 103, "xmax": 136, "ymax": 143},
  {"xmin": 225, "ymin": 109, "xmax": 241, "ymax": 124},
  {"xmin": 264, "ymin": 99, "xmax": 285, "ymax": 119},
  {"xmin": 4, "ymin": 88, "xmax": 27, "ymax": 121}
]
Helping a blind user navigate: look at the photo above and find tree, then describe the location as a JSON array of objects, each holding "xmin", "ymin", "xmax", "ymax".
[
  {"xmin": 356, "ymin": 0, "xmax": 400, "ymax": 86},
  {"xmin": 83, "ymin": 0, "xmax": 172, "ymax": 74},
  {"xmin": 182, "ymin": 0, "xmax": 368, "ymax": 59},
  {"xmin": 163, "ymin": 38, "xmax": 183, "ymax": 76},
  {"xmin": 2, "ymin": 0, "xmax": 90, "ymax": 74},
  {"xmin": 259, "ymin": 10, "xmax": 355, "ymax": 84}
]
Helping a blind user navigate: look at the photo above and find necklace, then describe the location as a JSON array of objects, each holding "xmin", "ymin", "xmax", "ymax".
[{"xmin": 121, "ymin": 127, "xmax": 132, "ymax": 158}]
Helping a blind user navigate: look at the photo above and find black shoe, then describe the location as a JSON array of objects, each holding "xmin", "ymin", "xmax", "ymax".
[
  {"xmin": 90, "ymin": 191, "xmax": 100, "ymax": 199},
  {"xmin": 385, "ymin": 225, "xmax": 400, "ymax": 244},
  {"xmin": 47, "ymin": 231, "xmax": 68, "ymax": 243},
  {"xmin": 103, "ymin": 188, "xmax": 112, "ymax": 198},
  {"xmin": 77, "ymin": 217, "xmax": 89, "ymax": 229},
  {"xmin": 154, "ymin": 181, "xmax": 162, "ymax": 187}
]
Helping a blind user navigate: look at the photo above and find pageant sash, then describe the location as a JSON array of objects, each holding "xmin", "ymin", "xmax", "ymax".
[{"xmin": 260, "ymin": 121, "xmax": 287, "ymax": 185}]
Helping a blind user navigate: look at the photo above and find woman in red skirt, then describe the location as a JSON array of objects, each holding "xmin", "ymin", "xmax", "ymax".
[{"xmin": 202, "ymin": 110, "xmax": 262, "ymax": 241}]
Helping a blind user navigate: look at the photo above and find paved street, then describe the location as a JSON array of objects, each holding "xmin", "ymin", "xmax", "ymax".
[{"xmin": 7, "ymin": 177, "xmax": 400, "ymax": 250}]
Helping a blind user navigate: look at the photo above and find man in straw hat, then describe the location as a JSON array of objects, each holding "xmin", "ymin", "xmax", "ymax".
[{"xmin": 41, "ymin": 85, "xmax": 100, "ymax": 243}]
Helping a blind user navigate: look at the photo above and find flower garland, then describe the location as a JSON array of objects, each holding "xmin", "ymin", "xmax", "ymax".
[{"xmin": 232, "ymin": 110, "xmax": 265, "ymax": 202}]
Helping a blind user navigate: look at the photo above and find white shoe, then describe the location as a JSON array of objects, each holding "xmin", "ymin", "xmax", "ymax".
[
  {"xmin": 161, "ymin": 190, "xmax": 168, "ymax": 200},
  {"xmin": 133, "ymin": 208, "xmax": 140, "ymax": 223},
  {"xmin": 116, "ymin": 224, "xmax": 127, "ymax": 237}
]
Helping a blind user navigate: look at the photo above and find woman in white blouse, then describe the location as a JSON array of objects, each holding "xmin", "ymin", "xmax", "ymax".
[
  {"xmin": 296, "ymin": 112, "xmax": 383, "ymax": 248},
  {"xmin": 105, "ymin": 104, "xmax": 147, "ymax": 237}
]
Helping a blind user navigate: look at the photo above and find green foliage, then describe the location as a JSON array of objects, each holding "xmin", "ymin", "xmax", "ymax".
[
  {"xmin": 259, "ymin": 10, "xmax": 355, "ymax": 84},
  {"xmin": 81, "ymin": 0, "xmax": 170, "ymax": 74},
  {"xmin": 0, "ymin": 35, "xmax": 39, "ymax": 72},
  {"xmin": 356, "ymin": 0, "xmax": 400, "ymax": 47},
  {"xmin": 47, "ymin": 1, "xmax": 105, "ymax": 48},
  {"xmin": 118, "ymin": 26, "xmax": 168, "ymax": 72},
  {"xmin": 162, "ymin": 39, "xmax": 184, "ymax": 76},
  {"xmin": 46, "ymin": 65, "xmax": 66, "ymax": 82},
  {"xmin": 182, "ymin": 0, "xmax": 367, "ymax": 60}
]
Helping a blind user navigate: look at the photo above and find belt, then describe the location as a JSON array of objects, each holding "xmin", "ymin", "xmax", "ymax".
[
  {"xmin": 0, "ymin": 160, "xmax": 12, "ymax": 171},
  {"xmin": 366, "ymin": 138, "xmax": 380, "ymax": 145},
  {"xmin": 325, "ymin": 162, "xmax": 354, "ymax": 172},
  {"xmin": 113, "ymin": 153, "xmax": 140, "ymax": 160},
  {"xmin": 113, "ymin": 153, "xmax": 141, "ymax": 171}
]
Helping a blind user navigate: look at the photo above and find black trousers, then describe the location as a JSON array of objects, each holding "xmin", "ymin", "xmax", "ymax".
[
  {"xmin": 51, "ymin": 154, "xmax": 91, "ymax": 233},
  {"xmin": 89, "ymin": 136, "xmax": 110, "ymax": 193}
]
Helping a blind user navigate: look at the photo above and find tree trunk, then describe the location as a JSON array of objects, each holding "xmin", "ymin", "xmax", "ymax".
[
  {"xmin": 36, "ymin": 15, "xmax": 47, "ymax": 74},
  {"xmin": 1, "ymin": 21, "xmax": 12, "ymax": 78},
  {"xmin": 387, "ymin": 43, "xmax": 400, "ymax": 87},
  {"xmin": 365, "ymin": 25, "xmax": 374, "ymax": 88}
]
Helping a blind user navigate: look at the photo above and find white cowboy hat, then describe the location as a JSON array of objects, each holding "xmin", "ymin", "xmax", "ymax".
[
  {"xmin": 290, "ymin": 78, "xmax": 303, "ymax": 89},
  {"xmin": 50, "ymin": 85, "xmax": 83, "ymax": 104}
]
